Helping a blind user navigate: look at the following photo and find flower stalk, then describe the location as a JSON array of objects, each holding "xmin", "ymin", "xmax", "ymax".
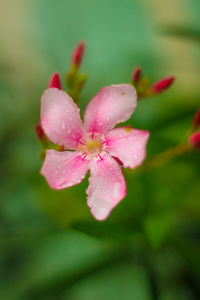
[{"xmin": 137, "ymin": 142, "xmax": 192, "ymax": 173}]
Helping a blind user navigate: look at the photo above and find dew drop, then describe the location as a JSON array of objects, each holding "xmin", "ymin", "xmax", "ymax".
[
  {"xmin": 112, "ymin": 183, "xmax": 121, "ymax": 199},
  {"xmin": 61, "ymin": 121, "xmax": 65, "ymax": 130}
]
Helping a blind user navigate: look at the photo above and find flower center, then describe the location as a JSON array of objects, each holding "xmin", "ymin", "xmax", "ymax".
[
  {"xmin": 87, "ymin": 140, "xmax": 102, "ymax": 154},
  {"xmin": 78, "ymin": 133, "xmax": 105, "ymax": 159}
]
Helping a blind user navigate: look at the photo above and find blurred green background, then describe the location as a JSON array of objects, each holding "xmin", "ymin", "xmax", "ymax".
[{"xmin": 0, "ymin": 0, "xmax": 200, "ymax": 299}]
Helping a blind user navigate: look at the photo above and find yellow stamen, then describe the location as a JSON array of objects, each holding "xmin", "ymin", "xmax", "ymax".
[{"xmin": 87, "ymin": 141, "xmax": 100, "ymax": 151}]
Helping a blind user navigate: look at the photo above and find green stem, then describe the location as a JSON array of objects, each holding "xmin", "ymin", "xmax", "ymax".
[
  {"xmin": 138, "ymin": 142, "xmax": 192, "ymax": 173},
  {"xmin": 65, "ymin": 65, "xmax": 88, "ymax": 104}
]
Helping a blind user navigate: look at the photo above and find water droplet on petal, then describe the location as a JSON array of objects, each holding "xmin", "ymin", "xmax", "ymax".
[
  {"xmin": 112, "ymin": 183, "xmax": 121, "ymax": 200},
  {"xmin": 61, "ymin": 121, "xmax": 65, "ymax": 130}
]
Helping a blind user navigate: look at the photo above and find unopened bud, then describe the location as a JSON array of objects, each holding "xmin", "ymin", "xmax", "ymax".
[
  {"xmin": 152, "ymin": 76, "xmax": 175, "ymax": 94},
  {"xmin": 71, "ymin": 41, "xmax": 85, "ymax": 67},
  {"xmin": 189, "ymin": 131, "xmax": 200, "ymax": 149},
  {"xmin": 35, "ymin": 124, "xmax": 45, "ymax": 140},
  {"xmin": 48, "ymin": 72, "xmax": 62, "ymax": 89},
  {"xmin": 192, "ymin": 108, "xmax": 200, "ymax": 130},
  {"xmin": 131, "ymin": 67, "xmax": 141, "ymax": 84}
]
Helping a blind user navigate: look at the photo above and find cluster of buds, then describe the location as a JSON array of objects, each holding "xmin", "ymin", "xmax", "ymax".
[
  {"xmin": 131, "ymin": 67, "xmax": 175, "ymax": 99},
  {"xmin": 66, "ymin": 41, "xmax": 88, "ymax": 103},
  {"xmin": 188, "ymin": 108, "xmax": 200, "ymax": 149}
]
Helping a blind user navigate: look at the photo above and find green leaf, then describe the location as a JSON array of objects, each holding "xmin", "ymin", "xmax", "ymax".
[
  {"xmin": 66, "ymin": 264, "xmax": 152, "ymax": 300},
  {"xmin": 71, "ymin": 219, "xmax": 140, "ymax": 240},
  {"xmin": 143, "ymin": 214, "xmax": 172, "ymax": 249}
]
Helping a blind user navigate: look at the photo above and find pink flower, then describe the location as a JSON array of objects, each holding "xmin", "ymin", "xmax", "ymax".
[{"xmin": 40, "ymin": 85, "xmax": 149, "ymax": 220}]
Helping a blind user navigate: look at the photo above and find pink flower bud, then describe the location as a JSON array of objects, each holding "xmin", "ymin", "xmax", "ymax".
[
  {"xmin": 131, "ymin": 67, "xmax": 141, "ymax": 83},
  {"xmin": 35, "ymin": 124, "xmax": 45, "ymax": 140},
  {"xmin": 71, "ymin": 41, "xmax": 85, "ymax": 67},
  {"xmin": 192, "ymin": 108, "xmax": 200, "ymax": 130},
  {"xmin": 152, "ymin": 76, "xmax": 175, "ymax": 94},
  {"xmin": 189, "ymin": 131, "xmax": 200, "ymax": 149},
  {"xmin": 48, "ymin": 72, "xmax": 62, "ymax": 90}
]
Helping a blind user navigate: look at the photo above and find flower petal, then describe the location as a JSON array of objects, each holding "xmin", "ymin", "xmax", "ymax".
[
  {"xmin": 105, "ymin": 127, "xmax": 149, "ymax": 169},
  {"xmin": 87, "ymin": 154, "xmax": 126, "ymax": 221},
  {"xmin": 41, "ymin": 88, "xmax": 83, "ymax": 149},
  {"xmin": 41, "ymin": 150, "xmax": 89, "ymax": 190},
  {"xmin": 84, "ymin": 84, "xmax": 137, "ymax": 134}
]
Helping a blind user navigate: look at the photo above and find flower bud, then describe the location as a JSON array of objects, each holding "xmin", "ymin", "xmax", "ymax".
[
  {"xmin": 189, "ymin": 131, "xmax": 200, "ymax": 149},
  {"xmin": 192, "ymin": 108, "xmax": 200, "ymax": 130},
  {"xmin": 131, "ymin": 67, "xmax": 141, "ymax": 84},
  {"xmin": 71, "ymin": 41, "xmax": 85, "ymax": 67},
  {"xmin": 48, "ymin": 72, "xmax": 62, "ymax": 89},
  {"xmin": 35, "ymin": 124, "xmax": 45, "ymax": 141},
  {"xmin": 152, "ymin": 76, "xmax": 175, "ymax": 94}
]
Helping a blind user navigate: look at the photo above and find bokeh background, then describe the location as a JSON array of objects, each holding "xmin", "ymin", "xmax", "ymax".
[{"xmin": 0, "ymin": 0, "xmax": 200, "ymax": 299}]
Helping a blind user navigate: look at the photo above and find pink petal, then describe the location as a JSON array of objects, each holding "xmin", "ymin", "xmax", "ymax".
[
  {"xmin": 41, "ymin": 150, "xmax": 90, "ymax": 190},
  {"xmin": 87, "ymin": 154, "xmax": 126, "ymax": 221},
  {"xmin": 84, "ymin": 84, "xmax": 137, "ymax": 134},
  {"xmin": 105, "ymin": 127, "xmax": 149, "ymax": 169},
  {"xmin": 41, "ymin": 88, "xmax": 83, "ymax": 150}
]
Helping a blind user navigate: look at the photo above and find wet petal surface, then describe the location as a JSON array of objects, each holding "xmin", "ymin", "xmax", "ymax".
[
  {"xmin": 41, "ymin": 150, "xmax": 90, "ymax": 190},
  {"xmin": 87, "ymin": 153, "xmax": 126, "ymax": 220},
  {"xmin": 105, "ymin": 127, "xmax": 149, "ymax": 169},
  {"xmin": 41, "ymin": 88, "xmax": 83, "ymax": 150},
  {"xmin": 84, "ymin": 84, "xmax": 137, "ymax": 134}
]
